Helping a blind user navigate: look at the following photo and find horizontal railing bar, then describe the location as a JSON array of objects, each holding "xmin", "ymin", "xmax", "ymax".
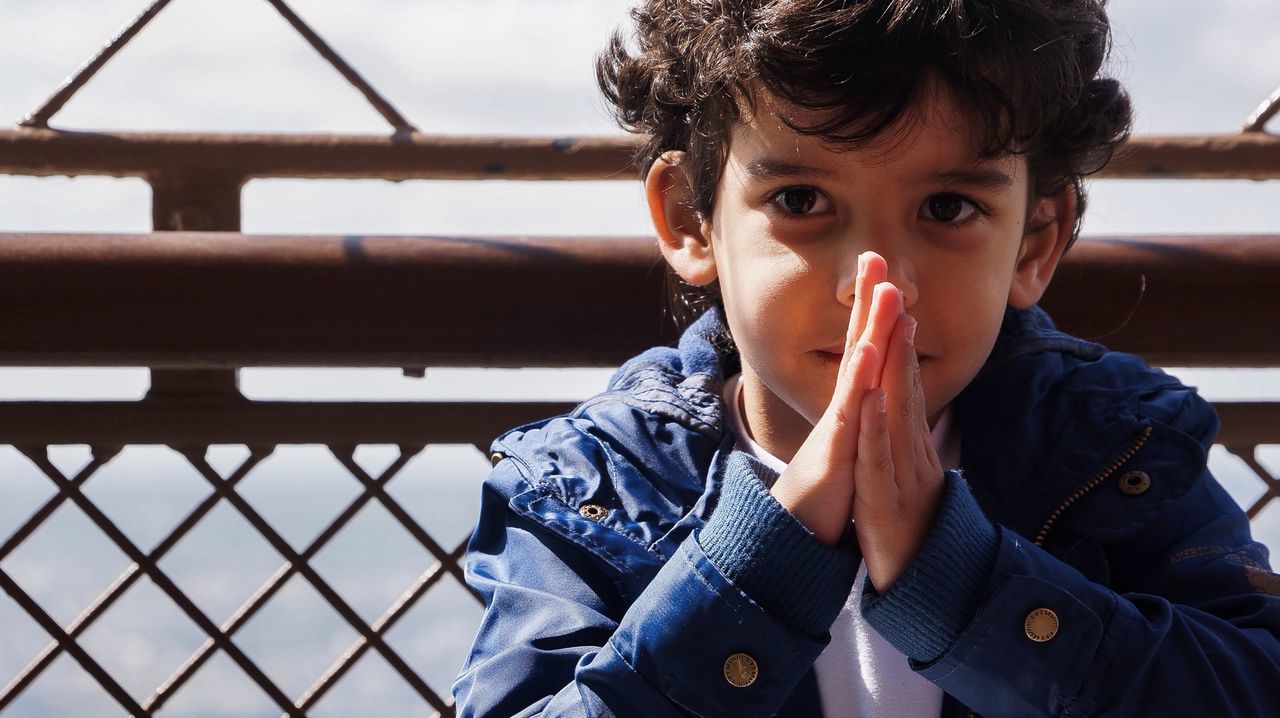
[
  {"xmin": 0, "ymin": 400, "xmax": 1270, "ymax": 447},
  {"xmin": 0, "ymin": 233, "xmax": 1277, "ymax": 367},
  {"xmin": 1, "ymin": 130, "xmax": 1279, "ymax": 181},
  {"xmin": 0, "ymin": 400, "xmax": 574, "ymax": 445},
  {"xmin": 0, "ymin": 129, "xmax": 636, "ymax": 181}
]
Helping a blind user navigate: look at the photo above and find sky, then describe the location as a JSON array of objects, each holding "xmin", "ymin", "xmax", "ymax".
[{"xmin": 0, "ymin": 1, "xmax": 1277, "ymax": 714}]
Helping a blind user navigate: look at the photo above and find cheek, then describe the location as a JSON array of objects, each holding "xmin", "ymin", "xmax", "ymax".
[{"xmin": 720, "ymin": 245, "xmax": 810, "ymax": 321}]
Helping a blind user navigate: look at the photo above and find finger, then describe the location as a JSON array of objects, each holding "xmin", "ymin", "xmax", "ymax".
[
  {"xmin": 881, "ymin": 313, "xmax": 934, "ymax": 488},
  {"xmin": 828, "ymin": 339, "xmax": 881, "ymax": 444},
  {"xmin": 844, "ymin": 252, "xmax": 888, "ymax": 360},
  {"xmin": 853, "ymin": 386, "xmax": 895, "ymax": 514},
  {"xmin": 860, "ymin": 282, "xmax": 904, "ymax": 387}
]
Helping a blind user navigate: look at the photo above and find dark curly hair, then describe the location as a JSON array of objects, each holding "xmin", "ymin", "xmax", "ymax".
[{"xmin": 597, "ymin": 0, "xmax": 1132, "ymax": 327}]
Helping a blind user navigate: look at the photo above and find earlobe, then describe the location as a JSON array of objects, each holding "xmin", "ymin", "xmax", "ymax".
[
  {"xmin": 1008, "ymin": 188, "xmax": 1077, "ymax": 308},
  {"xmin": 645, "ymin": 153, "xmax": 717, "ymax": 286}
]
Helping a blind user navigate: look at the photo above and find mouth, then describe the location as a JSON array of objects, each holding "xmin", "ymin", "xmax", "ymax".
[
  {"xmin": 813, "ymin": 348, "xmax": 844, "ymax": 368},
  {"xmin": 812, "ymin": 346, "xmax": 930, "ymax": 368}
]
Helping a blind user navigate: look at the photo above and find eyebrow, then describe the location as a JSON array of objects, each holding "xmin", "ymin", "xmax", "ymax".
[{"xmin": 742, "ymin": 159, "xmax": 837, "ymax": 180}]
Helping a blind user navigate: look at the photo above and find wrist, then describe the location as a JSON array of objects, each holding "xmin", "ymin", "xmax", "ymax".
[{"xmin": 700, "ymin": 451, "xmax": 860, "ymax": 636}]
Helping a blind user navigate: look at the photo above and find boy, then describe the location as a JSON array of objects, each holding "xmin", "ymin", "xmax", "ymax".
[{"xmin": 454, "ymin": 1, "xmax": 1280, "ymax": 715}]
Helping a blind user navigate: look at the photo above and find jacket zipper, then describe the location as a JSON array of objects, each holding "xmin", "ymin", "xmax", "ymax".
[{"xmin": 1033, "ymin": 425, "xmax": 1153, "ymax": 547}]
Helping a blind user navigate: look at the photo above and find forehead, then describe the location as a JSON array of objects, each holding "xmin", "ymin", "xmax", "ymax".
[{"xmin": 728, "ymin": 80, "xmax": 1024, "ymax": 184}]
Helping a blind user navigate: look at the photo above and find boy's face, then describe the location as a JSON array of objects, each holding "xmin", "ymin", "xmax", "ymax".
[{"xmin": 652, "ymin": 82, "xmax": 1072, "ymax": 459}]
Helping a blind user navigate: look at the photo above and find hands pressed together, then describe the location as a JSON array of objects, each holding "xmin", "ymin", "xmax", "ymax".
[{"xmin": 769, "ymin": 251, "xmax": 945, "ymax": 592}]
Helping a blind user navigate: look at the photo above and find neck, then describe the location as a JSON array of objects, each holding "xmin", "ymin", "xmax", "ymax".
[{"xmin": 738, "ymin": 369, "xmax": 811, "ymax": 464}]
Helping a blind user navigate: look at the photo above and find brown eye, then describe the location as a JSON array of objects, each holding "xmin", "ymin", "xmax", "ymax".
[
  {"xmin": 921, "ymin": 193, "xmax": 977, "ymax": 223},
  {"xmin": 770, "ymin": 187, "xmax": 831, "ymax": 216}
]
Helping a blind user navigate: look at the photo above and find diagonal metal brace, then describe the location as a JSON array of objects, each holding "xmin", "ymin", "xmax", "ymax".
[
  {"xmin": 19, "ymin": 0, "xmax": 417, "ymax": 134},
  {"xmin": 20, "ymin": 0, "xmax": 177, "ymax": 129},
  {"xmin": 1244, "ymin": 84, "xmax": 1280, "ymax": 134},
  {"xmin": 264, "ymin": 0, "xmax": 418, "ymax": 134}
]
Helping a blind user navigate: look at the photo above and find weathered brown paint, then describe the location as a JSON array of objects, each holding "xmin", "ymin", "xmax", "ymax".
[
  {"xmin": 0, "ymin": 232, "xmax": 1275, "ymax": 368},
  {"xmin": 3, "ymin": 129, "xmax": 1279, "ymax": 181}
]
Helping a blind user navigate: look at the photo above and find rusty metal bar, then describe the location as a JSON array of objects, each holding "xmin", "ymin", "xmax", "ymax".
[
  {"xmin": 2, "ymin": 448, "xmax": 268, "ymax": 712},
  {"xmin": 149, "ymin": 173, "xmax": 245, "ymax": 232},
  {"xmin": 0, "ymin": 400, "xmax": 567, "ymax": 446},
  {"xmin": 142, "ymin": 446, "xmax": 448, "ymax": 714},
  {"xmin": 1245, "ymin": 84, "xmax": 1280, "ymax": 133},
  {"xmin": 330, "ymin": 447, "xmax": 479, "ymax": 599},
  {"xmin": 295, "ymin": 551, "xmax": 461, "ymax": 716},
  {"xmin": 0, "ymin": 129, "xmax": 637, "ymax": 181},
  {"xmin": 18, "ymin": 0, "xmax": 176, "ymax": 129},
  {"xmin": 0, "ymin": 569, "xmax": 146, "ymax": 715},
  {"xmin": 0, "ymin": 447, "xmax": 122, "ymax": 713},
  {"xmin": 15, "ymin": 447, "xmax": 302, "ymax": 715},
  {"xmin": 0, "ymin": 401, "xmax": 1271, "ymax": 459},
  {"xmin": 263, "ymin": 0, "xmax": 417, "ymax": 134},
  {"xmin": 1105, "ymin": 133, "xmax": 1280, "ymax": 179},
  {"xmin": 1232, "ymin": 447, "xmax": 1280, "ymax": 520},
  {"xmin": 1216, "ymin": 403, "xmax": 1280, "ymax": 447},
  {"xmin": 0, "ymin": 447, "xmax": 116, "ymax": 563},
  {"xmin": 285, "ymin": 447, "xmax": 467, "ymax": 715},
  {"xmin": 200, "ymin": 448, "xmax": 446, "ymax": 711},
  {"xmin": 0, "ymin": 233, "xmax": 1277, "ymax": 368},
  {"xmin": 2, "ymin": 567, "xmax": 145, "ymax": 710},
  {"xmin": 4, "ymin": 130, "xmax": 1280, "ymax": 181}
]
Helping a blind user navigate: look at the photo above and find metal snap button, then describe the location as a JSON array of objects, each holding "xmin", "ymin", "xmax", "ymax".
[
  {"xmin": 579, "ymin": 504, "xmax": 608, "ymax": 521},
  {"xmin": 723, "ymin": 652, "xmax": 758, "ymax": 688},
  {"xmin": 1118, "ymin": 470, "xmax": 1151, "ymax": 495},
  {"xmin": 489, "ymin": 451, "xmax": 505, "ymax": 466},
  {"xmin": 1024, "ymin": 608, "xmax": 1059, "ymax": 642}
]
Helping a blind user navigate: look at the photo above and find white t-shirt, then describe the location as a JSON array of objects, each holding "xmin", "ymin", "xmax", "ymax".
[{"xmin": 721, "ymin": 373, "xmax": 960, "ymax": 717}]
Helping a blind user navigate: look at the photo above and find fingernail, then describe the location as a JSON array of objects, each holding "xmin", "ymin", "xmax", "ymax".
[
  {"xmin": 857, "ymin": 253, "xmax": 865, "ymax": 275},
  {"xmin": 904, "ymin": 316, "xmax": 917, "ymax": 344},
  {"xmin": 877, "ymin": 390, "xmax": 887, "ymax": 414}
]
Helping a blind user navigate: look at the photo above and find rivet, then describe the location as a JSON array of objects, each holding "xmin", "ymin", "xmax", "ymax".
[
  {"xmin": 1118, "ymin": 470, "xmax": 1151, "ymax": 495},
  {"xmin": 489, "ymin": 451, "xmax": 505, "ymax": 466},
  {"xmin": 579, "ymin": 503, "xmax": 608, "ymax": 521}
]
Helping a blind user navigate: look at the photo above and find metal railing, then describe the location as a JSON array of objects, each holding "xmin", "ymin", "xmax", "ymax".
[{"xmin": 1, "ymin": 2, "xmax": 1278, "ymax": 716}]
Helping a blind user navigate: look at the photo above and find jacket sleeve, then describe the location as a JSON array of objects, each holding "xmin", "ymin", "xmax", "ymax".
[
  {"xmin": 452, "ymin": 451, "xmax": 859, "ymax": 718},
  {"xmin": 863, "ymin": 452, "xmax": 1280, "ymax": 716}
]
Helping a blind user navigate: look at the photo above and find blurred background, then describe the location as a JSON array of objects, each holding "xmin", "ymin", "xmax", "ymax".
[{"xmin": 1, "ymin": 0, "xmax": 1278, "ymax": 715}]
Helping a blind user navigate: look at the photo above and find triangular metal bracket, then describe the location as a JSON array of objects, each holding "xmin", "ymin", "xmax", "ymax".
[{"xmin": 19, "ymin": 0, "xmax": 418, "ymax": 134}]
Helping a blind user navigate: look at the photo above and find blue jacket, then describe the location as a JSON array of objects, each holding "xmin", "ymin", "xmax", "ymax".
[{"xmin": 453, "ymin": 306, "xmax": 1280, "ymax": 717}]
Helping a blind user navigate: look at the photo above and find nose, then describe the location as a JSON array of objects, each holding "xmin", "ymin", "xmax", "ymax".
[
  {"xmin": 884, "ymin": 253, "xmax": 919, "ymax": 309},
  {"xmin": 834, "ymin": 243, "xmax": 920, "ymax": 310}
]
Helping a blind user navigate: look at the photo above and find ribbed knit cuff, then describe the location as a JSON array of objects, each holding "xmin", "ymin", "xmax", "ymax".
[
  {"xmin": 698, "ymin": 451, "xmax": 859, "ymax": 638},
  {"xmin": 861, "ymin": 470, "xmax": 998, "ymax": 665}
]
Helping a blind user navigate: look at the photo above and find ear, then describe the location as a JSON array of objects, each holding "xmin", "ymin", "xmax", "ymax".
[
  {"xmin": 645, "ymin": 152, "xmax": 717, "ymax": 285},
  {"xmin": 1008, "ymin": 187, "xmax": 1077, "ymax": 308}
]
